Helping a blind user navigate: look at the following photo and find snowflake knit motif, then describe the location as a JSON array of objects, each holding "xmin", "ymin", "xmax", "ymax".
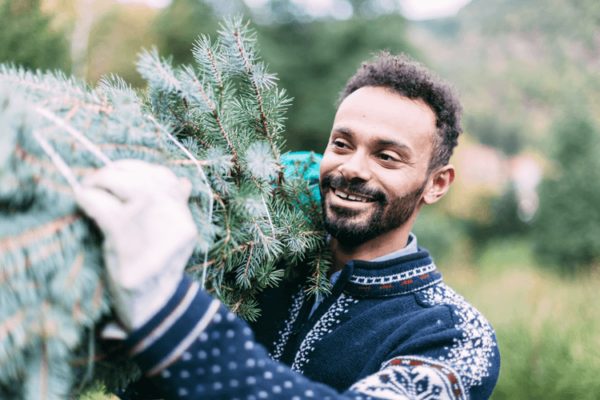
[
  {"xmin": 350, "ymin": 356, "xmax": 465, "ymax": 400},
  {"xmin": 420, "ymin": 283, "xmax": 497, "ymax": 389},
  {"xmin": 269, "ymin": 286, "xmax": 305, "ymax": 361},
  {"xmin": 291, "ymin": 293, "xmax": 358, "ymax": 373}
]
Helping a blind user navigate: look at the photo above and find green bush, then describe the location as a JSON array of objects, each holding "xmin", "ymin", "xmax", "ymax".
[
  {"xmin": 412, "ymin": 207, "xmax": 468, "ymax": 263},
  {"xmin": 532, "ymin": 114, "xmax": 600, "ymax": 272}
]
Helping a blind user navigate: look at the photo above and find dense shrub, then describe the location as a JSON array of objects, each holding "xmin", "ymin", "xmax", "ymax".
[{"xmin": 532, "ymin": 114, "xmax": 600, "ymax": 272}]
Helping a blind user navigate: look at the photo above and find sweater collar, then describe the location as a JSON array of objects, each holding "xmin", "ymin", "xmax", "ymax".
[{"xmin": 338, "ymin": 247, "xmax": 442, "ymax": 298}]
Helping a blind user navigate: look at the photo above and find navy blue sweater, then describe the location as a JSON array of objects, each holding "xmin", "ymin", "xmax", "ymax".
[{"xmin": 118, "ymin": 248, "xmax": 500, "ymax": 400}]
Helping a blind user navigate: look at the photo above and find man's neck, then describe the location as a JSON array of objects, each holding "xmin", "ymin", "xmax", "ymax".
[{"xmin": 328, "ymin": 225, "xmax": 413, "ymax": 278}]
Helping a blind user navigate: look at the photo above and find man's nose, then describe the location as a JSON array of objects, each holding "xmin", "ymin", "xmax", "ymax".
[{"xmin": 338, "ymin": 151, "xmax": 371, "ymax": 181}]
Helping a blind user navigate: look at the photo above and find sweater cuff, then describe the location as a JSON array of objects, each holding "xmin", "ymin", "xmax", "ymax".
[{"xmin": 122, "ymin": 274, "xmax": 221, "ymax": 376}]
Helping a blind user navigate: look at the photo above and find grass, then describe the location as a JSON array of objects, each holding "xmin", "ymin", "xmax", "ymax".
[{"xmin": 440, "ymin": 238, "xmax": 600, "ymax": 400}]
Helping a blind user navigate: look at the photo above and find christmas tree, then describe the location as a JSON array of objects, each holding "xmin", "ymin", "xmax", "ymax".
[{"xmin": 0, "ymin": 18, "xmax": 329, "ymax": 400}]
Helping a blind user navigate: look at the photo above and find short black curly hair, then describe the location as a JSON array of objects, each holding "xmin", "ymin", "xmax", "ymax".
[{"xmin": 340, "ymin": 52, "xmax": 463, "ymax": 173}]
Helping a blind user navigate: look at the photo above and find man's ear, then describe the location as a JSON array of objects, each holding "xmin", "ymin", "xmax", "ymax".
[{"xmin": 422, "ymin": 165, "xmax": 455, "ymax": 205}]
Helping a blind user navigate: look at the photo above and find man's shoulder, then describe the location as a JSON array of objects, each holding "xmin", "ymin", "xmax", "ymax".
[
  {"xmin": 409, "ymin": 281, "xmax": 500, "ymax": 395},
  {"xmin": 413, "ymin": 282, "xmax": 493, "ymax": 329}
]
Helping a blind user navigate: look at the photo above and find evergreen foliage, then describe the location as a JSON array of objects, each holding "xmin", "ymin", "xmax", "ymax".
[
  {"xmin": 532, "ymin": 113, "xmax": 600, "ymax": 272},
  {"xmin": 153, "ymin": 2, "xmax": 415, "ymax": 152},
  {"xmin": 0, "ymin": 18, "xmax": 328, "ymax": 399}
]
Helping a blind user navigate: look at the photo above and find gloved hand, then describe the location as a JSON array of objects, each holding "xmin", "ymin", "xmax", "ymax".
[{"xmin": 75, "ymin": 159, "xmax": 198, "ymax": 333}]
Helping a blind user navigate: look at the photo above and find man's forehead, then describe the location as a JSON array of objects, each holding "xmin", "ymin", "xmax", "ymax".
[
  {"xmin": 333, "ymin": 87, "xmax": 437, "ymax": 151},
  {"xmin": 342, "ymin": 86, "xmax": 434, "ymax": 110}
]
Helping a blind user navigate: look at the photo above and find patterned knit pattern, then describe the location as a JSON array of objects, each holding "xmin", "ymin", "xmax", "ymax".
[
  {"xmin": 269, "ymin": 286, "xmax": 305, "ymax": 361},
  {"xmin": 418, "ymin": 284, "xmax": 498, "ymax": 390},
  {"xmin": 349, "ymin": 263, "xmax": 437, "ymax": 286},
  {"xmin": 291, "ymin": 294, "xmax": 358, "ymax": 373},
  {"xmin": 351, "ymin": 357, "xmax": 466, "ymax": 400}
]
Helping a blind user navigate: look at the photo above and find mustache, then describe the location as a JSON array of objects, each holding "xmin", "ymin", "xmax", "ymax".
[{"xmin": 321, "ymin": 173, "xmax": 386, "ymax": 202}]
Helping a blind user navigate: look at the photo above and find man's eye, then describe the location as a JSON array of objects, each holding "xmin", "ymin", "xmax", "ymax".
[
  {"xmin": 333, "ymin": 140, "xmax": 347, "ymax": 149},
  {"xmin": 378, "ymin": 153, "xmax": 397, "ymax": 162}
]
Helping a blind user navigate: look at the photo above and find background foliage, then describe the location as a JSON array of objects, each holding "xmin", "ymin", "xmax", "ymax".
[
  {"xmin": 0, "ymin": 0, "xmax": 70, "ymax": 72},
  {"xmin": 2, "ymin": 0, "xmax": 600, "ymax": 398}
]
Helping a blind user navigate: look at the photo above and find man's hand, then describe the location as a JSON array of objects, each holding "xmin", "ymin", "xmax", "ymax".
[{"xmin": 75, "ymin": 159, "xmax": 198, "ymax": 332}]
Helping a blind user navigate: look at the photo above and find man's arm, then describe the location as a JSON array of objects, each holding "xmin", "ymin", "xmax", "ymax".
[{"xmin": 117, "ymin": 274, "xmax": 497, "ymax": 400}]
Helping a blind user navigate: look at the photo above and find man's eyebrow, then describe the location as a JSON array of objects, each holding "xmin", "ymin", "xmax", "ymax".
[
  {"xmin": 377, "ymin": 139, "xmax": 413, "ymax": 157},
  {"xmin": 332, "ymin": 126, "xmax": 354, "ymax": 137}
]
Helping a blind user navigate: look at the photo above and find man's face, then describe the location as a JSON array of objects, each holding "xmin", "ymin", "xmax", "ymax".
[{"xmin": 319, "ymin": 86, "xmax": 436, "ymax": 247}]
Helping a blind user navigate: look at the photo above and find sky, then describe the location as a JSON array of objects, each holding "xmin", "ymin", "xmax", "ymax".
[
  {"xmin": 398, "ymin": 0, "xmax": 472, "ymax": 20},
  {"xmin": 118, "ymin": 0, "xmax": 473, "ymax": 20}
]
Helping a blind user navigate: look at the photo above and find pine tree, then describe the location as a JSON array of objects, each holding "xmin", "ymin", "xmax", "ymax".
[
  {"xmin": 532, "ymin": 113, "xmax": 600, "ymax": 272},
  {"xmin": 0, "ymin": 18, "xmax": 330, "ymax": 400}
]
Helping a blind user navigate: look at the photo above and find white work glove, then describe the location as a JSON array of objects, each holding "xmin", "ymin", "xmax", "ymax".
[{"xmin": 75, "ymin": 159, "xmax": 198, "ymax": 333}]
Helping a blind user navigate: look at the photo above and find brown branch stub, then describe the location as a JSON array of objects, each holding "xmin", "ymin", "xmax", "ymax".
[
  {"xmin": 40, "ymin": 340, "xmax": 48, "ymax": 400},
  {"xmin": 306, "ymin": 248, "xmax": 326, "ymax": 297},
  {"xmin": 166, "ymin": 102, "xmax": 209, "ymax": 150},
  {"xmin": 15, "ymin": 145, "xmax": 95, "ymax": 176},
  {"xmin": 207, "ymin": 46, "xmax": 225, "ymax": 110},
  {"xmin": 207, "ymin": 48, "xmax": 223, "ymax": 91},
  {"xmin": 190, "ymin": 76, "xmax": 238, "ymax": 163},
  {"xmin": 186, "ymin": 240, "xmax": 258, "ymax": 273},
  {"xmin": 64, "ymin": 104, "xmax": 81, "ymax": 123},
  {"xmin": 217, "ymin": 197, "xmax": 232, "ymax": 250},
  {"xmin": 231, "ymin": 298, "xmax": 244, "ymax": 313},
  {"xmin": 0, "ymin": 217, "xmax": 84, "ymax": 286},
  {"xmin": 170, "ymin": 159, "xmax": 210, "ymax": 166},
  {"xmin": 0, "ymin": 214, "xmax": 81, "ymax": 254},
  {"xmin": 70, "ymin": 353, "xmax": 107, "ymax": 367},
  {"xmin": 168, "ymin": 104, "xmax": 194, "ymax": 131},
  {"xmin": 96, "ymin": 87, "xmax": 111, "ymax": 113},
  {"xmin": 233, "ymin": 30, "xmax": 253, "ymax": 73},
  {"xmin": 0, "ymin": 309, "xmax": 26, "ymax": 342},
  {"xmin": 312, "ymin": 248, "xmax": 322, "ymax": 278},
  {"xmin": 233, "ymin": 30, "xmax": 279, "ymax": 160},
  {"xmin": 189, "ymin": 131, "xmax": 212, "ymax": 149},
  {"xmin": 243, "ymin": 243, "xmax": 255, "ymax": 280},
  {"xmin": 65, "ymin": 252, "xmax": 85, "ymax": 288},
  {"xmin": 0, "ymin": 74, "xmax": 87, "ymax": 100},
  {"xmin": 92, "ymin": 282, "xmax": 104, "ymax": 313}
]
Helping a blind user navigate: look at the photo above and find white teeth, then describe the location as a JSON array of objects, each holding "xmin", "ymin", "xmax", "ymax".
[
  {"xmin": 335, "ymin": 189, "xmax": 370, "ymax": 202},
  {"xmin": 335, "ymin": 189, "xmax": 348, "ymax": 199}
]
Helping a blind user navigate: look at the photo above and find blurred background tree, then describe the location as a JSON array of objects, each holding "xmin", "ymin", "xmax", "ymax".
[
  {"xmin": 0, "ymin": 0, "xmax": 70, "ymax": 72},
  {"xmin": 532, "ymin": 113, "xmax": 600, "ymax": 272},
  {"xmin": 3, "ymin": 0, "xmax": 600, "ymax": 398}
]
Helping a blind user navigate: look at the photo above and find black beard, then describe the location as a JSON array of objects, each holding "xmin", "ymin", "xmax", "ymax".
[{"xmin": 320, "ymin": 173, "xmax": 426, "ymax": 247}]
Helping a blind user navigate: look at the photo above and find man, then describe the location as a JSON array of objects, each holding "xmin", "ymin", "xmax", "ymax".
[{"xmin": 77, "ymin": 52, "xmax": 500, "ymax": 400}]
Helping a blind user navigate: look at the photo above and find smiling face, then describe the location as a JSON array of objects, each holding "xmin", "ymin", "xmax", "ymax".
[{"xmin": 320, "ymin": 86, "xmax": 437, "ymax": 247}]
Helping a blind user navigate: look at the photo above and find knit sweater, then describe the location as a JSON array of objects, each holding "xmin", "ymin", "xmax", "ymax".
[{"xmin": 118, "ymin": 248, "xmax": 500, "ymax": 400}]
